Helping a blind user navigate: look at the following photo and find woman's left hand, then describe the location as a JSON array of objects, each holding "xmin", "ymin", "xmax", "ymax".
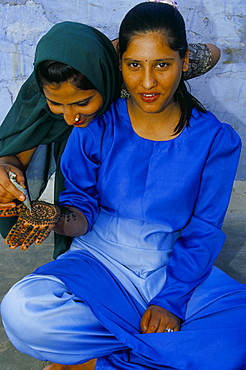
[
  {"xmin": 6, "ymin": 200, "xmax": 61, "ymax": 251},
  {"xmin": 140, "ymin": 305, "xmax": 181, "ymax": 334}
]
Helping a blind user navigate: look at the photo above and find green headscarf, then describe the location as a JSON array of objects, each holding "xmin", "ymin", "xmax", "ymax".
[{"xmin": 0, "ymin": 21, "xmax": 121, "ymax": 258}]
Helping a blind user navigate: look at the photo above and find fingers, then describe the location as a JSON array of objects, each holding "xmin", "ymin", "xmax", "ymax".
[
  {"xmin": 11, "ymin": 170, "xmax": 26, "ymax": 189},
  {"xmin": 140, "ymin": 306, "xmax": 181, "ymax": 334},
  {"xmin": 142, "ymin": 311, "xmax": 166, "ymax": 334},
  {"xmin": 164, "ymin": 326, "xmax": 179, "ymax": 333},
  {"xmin": 20, "ymin": 226, "xmax": 51, "ymax": 250},
  {"xmin": 6, "ymin": 221, "xmax": 26, "ymax": 247},
  {"xmin": 0, "ymin": 183, "xmax": 23, "ymax": 204},
  {"xmin": 0, "ymin": 203, "xmax": 26, "ymax": 217},
  {"xmin": 153, "ymin": 313, "xmax": 180, "ymax": 333},
  {"xmin": 0, "ymin": 202, "xmax": 17, "ymax": 210},
  {"xmin": 0, "ymin": 169, "xmax": 26, "ymax": 203},
  {"xmin": 0, "ymin": 207, "xmax": 18, "ymax": 217},
  {"xmin": 19, "ymin": 227, "xmax": 44, "ymax": 251},
  {"xmin": 140, "ymin": 307, "xmax": 151, "ymax": 333},
  {"xmin": 6, "ymin": 221, "xmax": 30, "ymax": 245},
  {"xmin": 6, "ymin": 222, "xmax": 51, "ymax": 250},
  {"xmin": 35, "ymin": 226, "xmax": 51, "ymax": 245},
  {"xmin": 8, "ymin": 225, "xmax": 34, "ymax": 250}
]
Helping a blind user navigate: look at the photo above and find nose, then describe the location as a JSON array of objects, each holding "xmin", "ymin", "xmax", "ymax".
[
  {"xmin": 62, "ymin": 106, "xmax": 78, "ymax": 126},
  {"xmin": 141, "ymin": 67, "xmax": 157, "ymax": 89}
]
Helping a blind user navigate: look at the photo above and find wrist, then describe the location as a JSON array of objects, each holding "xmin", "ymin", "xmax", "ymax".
[{"xmin": 54, "ymin": 205, "xmax": 88, "ymax": 237}]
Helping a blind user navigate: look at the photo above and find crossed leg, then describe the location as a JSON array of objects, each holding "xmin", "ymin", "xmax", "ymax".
[{"xmin": 1, "ymin": 274, "xmax": 126, "ymax": 365}]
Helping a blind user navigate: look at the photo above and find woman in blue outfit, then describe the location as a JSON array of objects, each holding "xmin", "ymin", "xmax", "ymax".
[
  {"xmin": 1, "ymin": 2, "xmax": 246, "ymax": 370},
  {"xmin": 0, "ymin": 16, "xmax": 219, "ymax": 261}
]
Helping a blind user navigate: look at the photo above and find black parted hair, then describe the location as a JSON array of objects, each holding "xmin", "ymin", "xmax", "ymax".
[
  {"xmin": 118, "ymin": 2, "xmax": 206, "ymax": 134},
  {"xmin": 37, "ymin": 60, "xmax": 96, "ymax": 90}
]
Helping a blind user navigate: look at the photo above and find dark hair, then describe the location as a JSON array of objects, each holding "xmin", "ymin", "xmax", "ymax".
[
  {"xmin": 37, "ymin": 60, "xmax": 96, "ymax": 90},
  {"xmin": 119, "ymin": 2, "xmax": 206, "ymax": 134}
]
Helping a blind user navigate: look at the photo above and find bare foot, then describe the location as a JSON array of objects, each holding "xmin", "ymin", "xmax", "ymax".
[{"xmin": 43, "ymin": 359, "xmax": 96, "ymax": 370}]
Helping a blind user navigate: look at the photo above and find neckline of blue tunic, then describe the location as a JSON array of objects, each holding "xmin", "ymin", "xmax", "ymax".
[{"xmin": 120, "ymin": 98, "xmax": 192, "ymax": 144}]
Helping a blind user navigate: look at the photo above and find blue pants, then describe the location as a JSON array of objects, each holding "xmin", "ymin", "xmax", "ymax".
[{"xmin": 1, "ymin": 251, "xmax": 246, "ymax": 369}]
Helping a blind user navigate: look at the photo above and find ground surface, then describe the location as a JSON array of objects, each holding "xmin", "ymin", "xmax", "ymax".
[{"xmin": 0, "ymin": 181, "xmax": 245, "ymax": 369}]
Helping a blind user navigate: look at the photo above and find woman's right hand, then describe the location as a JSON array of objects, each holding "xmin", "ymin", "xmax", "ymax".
[{"xmin": 0, "ymin": 164, "xmax": 27, "ymax": 209}]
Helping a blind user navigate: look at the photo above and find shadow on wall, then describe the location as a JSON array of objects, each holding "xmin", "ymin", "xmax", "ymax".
[
  {"xmin": 183, "ymin": 1, "xmax": 246, "ymax": 181},
  {"xmin": 216, "ymin": 221, "xmax": 246, "ymax": 284},
  {"xmin": 187, "ymin": 67, "xmax": 246, "ymax": 180},
  {"xmin": 215, "ymin": 181, "xmax": 246, "ymax": 284}
]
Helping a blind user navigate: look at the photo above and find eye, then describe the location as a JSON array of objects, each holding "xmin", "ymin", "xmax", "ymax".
[
  {"xmin": 156, "ymin": 62, "xmax": 169, "ymax": 69},
  {"xmin": 128, "ymin": 62, "xmax": 141, "ymax": 69},
  {"xmin": 77, "ymin": 100, "xmax": 90, "ymax": 107},
  {"xmin": 47, "ymin": 100, "xmax": 61, "ymax": 106}
]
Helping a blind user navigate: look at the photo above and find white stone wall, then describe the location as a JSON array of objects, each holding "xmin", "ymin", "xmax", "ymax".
[{"xmin": 0, "ymin": 0, "xmax": 245, "ymax": 178}]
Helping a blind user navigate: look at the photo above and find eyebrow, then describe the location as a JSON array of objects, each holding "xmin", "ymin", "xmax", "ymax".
[
  {"xmin": 123, "ymin": 58, "xmax": 175, "ymax": 62},
  {"xmin": 45, "ymin": 96, "xmax": 93, "ymax": 106}
]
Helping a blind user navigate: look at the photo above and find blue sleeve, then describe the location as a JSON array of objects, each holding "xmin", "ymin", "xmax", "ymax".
[
  {"xmin": 149, "ymin": 124, "xmax": 242, "ymax": 320},
  {"xmin": 59, "ymin": 122, "xmax": 103, "ymax": 229}
]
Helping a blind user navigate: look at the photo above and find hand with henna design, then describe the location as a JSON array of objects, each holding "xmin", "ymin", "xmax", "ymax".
[
  {"xmin": 5, "ymin": 200, "xmax": 62, "ymax": 251},
  {"xmin": 0, "ymin": 203, "xmax": 27, "ymax": 217}
]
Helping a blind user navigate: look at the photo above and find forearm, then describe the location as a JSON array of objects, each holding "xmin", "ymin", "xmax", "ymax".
[
  {"xmin": 0, "ymin": 147, "xmax": 36, "ymax": 170},
  {"xmin": 184, "ymin": 43, "xmax": 221, "ymax": 80},
  {"xmin": 53, "ymin": 205, "xmax": 88, "ymax": 237},
  {"xmin": 205, "ymin": 43, "xmax": 221, "ymax": 68}
]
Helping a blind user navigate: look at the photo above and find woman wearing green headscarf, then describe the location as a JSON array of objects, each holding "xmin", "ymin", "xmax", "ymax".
[
  {"xmin": 0, "ymin": 16, "xmax": 220, "ymax": 260},
  {"xmin": 0, "ymin": 21, "xmax": 121, "ymax": 258}
]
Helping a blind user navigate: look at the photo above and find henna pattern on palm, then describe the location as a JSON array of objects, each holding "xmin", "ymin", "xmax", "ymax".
[
  {"xmin": 18, "ymin": 200, "xmax": 61, "ymax": 225},
  {"xmin": 6, "ymin": 201, "xmax": 62, "ymax": 250}
]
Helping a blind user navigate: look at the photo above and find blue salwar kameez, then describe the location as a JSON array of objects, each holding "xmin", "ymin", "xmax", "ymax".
[{"xmin": 1, "ymin": 99, "xmax": 246, "ymax": 369}]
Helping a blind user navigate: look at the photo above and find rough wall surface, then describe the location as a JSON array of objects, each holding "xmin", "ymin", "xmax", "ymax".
[{"xmin": 0, "ymin": 0, "xmax": 245, "ymax": 178}]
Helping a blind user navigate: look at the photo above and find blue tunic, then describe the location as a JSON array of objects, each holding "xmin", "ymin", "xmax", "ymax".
[
  {"xmin": 2, "ymin": 98, "xmax": 246, "ymax": 369},
  {"xmin": 36, "ymin": 98, "xmax": 245, "ymax": 368},
  {"xmin": 58, "ymin": 98, "xmax": 242, "ymax": 319}
]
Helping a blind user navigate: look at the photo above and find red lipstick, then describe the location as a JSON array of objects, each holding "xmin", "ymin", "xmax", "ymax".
[
  {"xmin": 73, "ymin": 117, "xmax": 86, "ymax": 126},
  {"xmin": 139, "ymin": 93, "xmax": 160, "ymax": 103}
]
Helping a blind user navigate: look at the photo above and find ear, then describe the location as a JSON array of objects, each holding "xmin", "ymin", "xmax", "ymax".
[
  {"xmin": 119, "ymin": 58, "xmax": 122, "ymax": 72},
  {"xmin": 182, "ymin": 50, "xmax": 190, "ymax": 72}
]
